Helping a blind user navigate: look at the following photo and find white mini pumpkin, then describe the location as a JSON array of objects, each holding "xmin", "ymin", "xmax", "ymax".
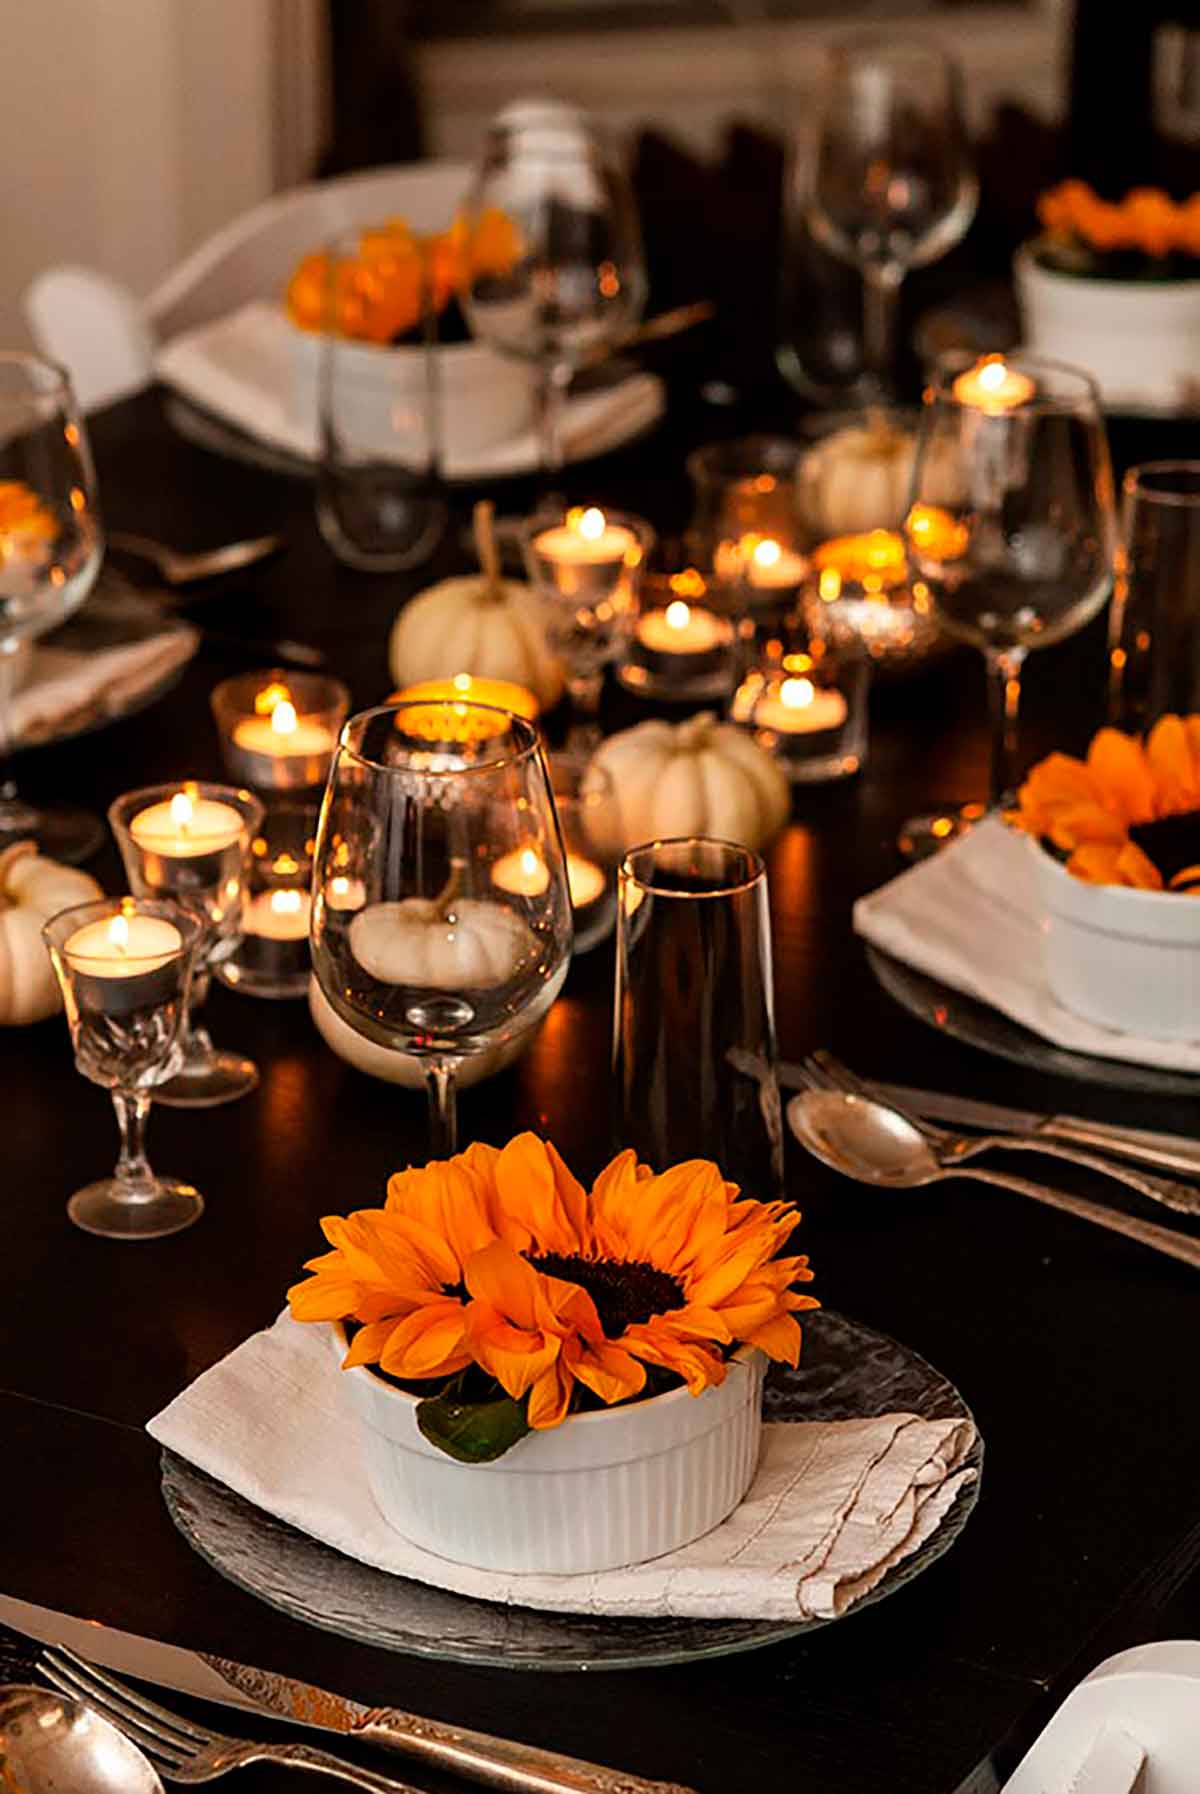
[
  {"xmin": 589, "ymin": 713, "xmax": 790, "ymax": 854},
  {"xmin": 0, "ymin": 840, "xmax": 103, "ymax": 1025},
  {"xmin": 308, "ymin": 978, "xmax": 531, "ymax": 1086},
  {"xmin": 349, "ymin": 895, "xmax": 533, "ymax": 989},
  {"xmin": 796, "ymin": 416, "xmax": 918, "ymax": 537},
  {"xmin": 388, "ymin": 575, "xmax": 564, "ymax": 712}
]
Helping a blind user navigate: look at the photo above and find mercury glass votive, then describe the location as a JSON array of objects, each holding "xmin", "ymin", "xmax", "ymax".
[
  {"xmin": 520, "ymin": 504, "xmax": 655, "ymax": 720},
  {"xmin": 217, "ymin": 803, "xmax": 316, "ymax": 1000},
  {"xmin": 42, "ymin": 898, "xmax": 205, "ymax": 1239},
  {"xmin": 211, "ymin": 668, "xmax": 349, "ymax": 792},
  {"xmin": 108, "ymin": 780, "xmax": 265, "ymax": 1107},
  {"xmin": 617, "ymin": 566, "xmax": 739, "ymax": 702},
  {"xmin": 730, "ymin": 607, "xmax": 868, "ymax": 783}
]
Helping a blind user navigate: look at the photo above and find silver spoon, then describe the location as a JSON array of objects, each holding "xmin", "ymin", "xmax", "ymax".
[
  {"xmin": 0, "ymin": 1684, "xmax": 162, "ymax": 1794},
  {"xmin": 107, "ymin": 531, "xmax": 284, "ymax": 586},
  {"xmin": 788, "ymin": 1088, "xmax": 1200, "ymax": 1272}
]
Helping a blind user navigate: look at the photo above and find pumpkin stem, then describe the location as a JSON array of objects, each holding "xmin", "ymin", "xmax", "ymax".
[
  {"xmin": 473, "ymin": 500, "xmax": 503, "ymax": 603},
  {"xmin": 0, "ymin": 838, "xmax": 36, "ymax": 901},
  {"xmin": 434, "ymin": 857, "xmax": 468, "ymax": 917}
]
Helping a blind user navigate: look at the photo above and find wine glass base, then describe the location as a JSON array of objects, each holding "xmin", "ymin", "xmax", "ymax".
[
  {"xmin": 153, "ymin": 1049, "xmax": 260, "ymax": 1109},
  {"xmin": 0, "ymin": 803, "xmax": 105, "ymax": 864},
  {"xmin": 897, "ymin": 802, "xmax": 987, "ymax": 862},
  {"xmin": 67, "ymin": 1177, "xmax": 204, "ymax": 1240}
]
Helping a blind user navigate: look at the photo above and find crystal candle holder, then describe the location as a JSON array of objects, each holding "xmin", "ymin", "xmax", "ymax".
[
  {"xmin": 550, "ymin": 754, "xmax": 619, "ymax": 953},
  {"xmin": 730, "ymin": 609, "xmax": 868, "ymax": 784},
  {"xmin": 211, "ymin": 669, "xmax": 349, "ymax": 792},
  {"xmin": 108, "ymin": 780, "xmax": 264, "ymax": 1107},
  {"xmin": 217, "ymin": 803, "xmax": 316, "ymax": 1000},
  {"xmin": 520, "ymin": 505, "xmax": 655, "ymax": 719},
  {"xmin": 685, "ymin": 436, "xmax": 804, "ymax": 571},
  {"xmin": 617, "ymin": 567, "xmax": 739, "ymax": 702},
  {"xmin": 42, "ymin": 897, "xmax": 205, "ymax": 1239}
]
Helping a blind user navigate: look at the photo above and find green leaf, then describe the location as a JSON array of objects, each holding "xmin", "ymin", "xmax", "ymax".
[{"xmin": 416, "ymin": 1389, "xmax": 532, "ymax": 1463}]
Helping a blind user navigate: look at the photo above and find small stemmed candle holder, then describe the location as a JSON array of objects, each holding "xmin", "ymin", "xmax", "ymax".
[
  {"xmin": 42, "ymin": 897, "xmax": 204, "ymax": 1238},
  {"xmin": 108, "ymin": 780, "xmax": 265, "ymax": 1106}
]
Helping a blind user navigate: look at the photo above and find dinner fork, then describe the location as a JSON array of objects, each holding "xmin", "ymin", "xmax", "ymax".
[
  {"xmin": 803, "ymin": 1051, "xmax": 1200, "ymax": 1218},
  {"xmin": 107, "ymin": 531, "xmax": 284, "ymax": 586},
  {"xmin": 39, "ymin": 1649, "xmax": 414, "ymax": 1792}
]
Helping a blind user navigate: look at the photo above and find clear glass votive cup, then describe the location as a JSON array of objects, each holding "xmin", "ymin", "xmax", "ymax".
[
  {"xmin": 730, "ymin": 603, "xmax": 868, "ymax": 783},
  {"xmin": 547, "ymin": 753, "xmax": 619, "ymax": 953},
  {"xmin": 617, "ymin": 566, "xmax": 739, "ymax": 702},
  {"xmin": 211, "ymin": 669, "xmax": 350, "ymax": 793},
  {"xmin": 685, "ymin": 436, "xmax": 804, "ymax": 573},
  {"xmin": 42, "ymin": 897, "xmax": 205, "ymax": 1239},
  {"xmin": 108, "ymin": 780, "xmax": 265, "ymax": 1107},
  {"xmin": 614, "ymin": 837, "xmax": 784, "ymax": 1200},
  {"xmin": 520, "ymin": 505, "xmax": 655, "ymax": 720},
  {"xmin": 216, "ymin": 802, "xmax": 317, "ymax": 1000}
]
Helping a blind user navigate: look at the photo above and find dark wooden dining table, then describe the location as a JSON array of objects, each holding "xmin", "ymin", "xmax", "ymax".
[{"xmin": 2, "ymin": 370, "xmax": 1200, "ymax": 1794}]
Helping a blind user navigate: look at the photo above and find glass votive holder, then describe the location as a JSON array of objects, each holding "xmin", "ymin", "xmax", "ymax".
[
  {"xmin": 216, "ymin": 803, "xmax": 316, "ymax": 1000},
  {"xmin": 617, "ymin": 566, "xmax": 739, "ymax": 702},
  {"xmin": 520, "ymin": 504, "xmax": 655, "ymax": 716},
  {"xmin": 730, "ymin": 611, "xmax": 868, "ymax": 784},
  {"xmin": 211, "ymin": 668, "xmax": 350, "ymax": 792},
  {"xmin": 685, "ymin": 436, "xmax": 804, "ymax": 571},
  {"xmin": 810, "ymin": 523, "xmax": 946, "ymax": 673},
  {"xmin": 551, "ymin": 754, "xmax": 619, "ymax": 953},
  {"xmin": 41, "ymin": 897, "xmax": 205, "ymax": 1239},
  {"xmin": 108, "ymin": 780, "xmax": 265, "ymax": 1107}
]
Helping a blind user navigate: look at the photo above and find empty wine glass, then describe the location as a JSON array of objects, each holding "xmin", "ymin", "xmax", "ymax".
[
  {"xmin": 899, "ymin": 351, "xmax": 1117, "ymax": 856},
  {"xmin": 311, "ymin": 701, "xmax": 574, "ymax": 1154},
  {"xmin": 460, "ymin": 101, "xmax": 647, "ymax": 481},
  {"xmin": 0, "ymin": 353, "xmax": 104, "ymax": 861},
  {"xmin": 808, "ymin": 33, "xmax": 977, "ymax": 398}
]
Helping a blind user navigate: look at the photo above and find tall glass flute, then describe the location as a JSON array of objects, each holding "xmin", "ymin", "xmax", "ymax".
[
  {"xmin": 900, "ymin": 352, "xmax": 1117, "ymax": 857},
  {"xmin": 311, "ymin": 702, "xmax": 573, "ymax": 1155},
  {"xmin": 808, "ymin": 34, "xmax": 977, "ymax": 399},
  {"xmin": 0, "ymin": 353, "xmax": 104, "ymax": 861},
  {"xmin": 1108, "ymin": 463, "xmax": 1200, "ymax": 732},
  {"xmin": 461, "ymin": 104, "xmax": 646, "ymax": 482},
  {"xmin": 614, "ymin": 837, "xmax": 783, "ymax": 1201}
]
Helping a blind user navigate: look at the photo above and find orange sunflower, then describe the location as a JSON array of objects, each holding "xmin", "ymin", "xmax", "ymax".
[{"xmin": 1011, "ymin": 714, "xmax": 1200, "ymax": 892}]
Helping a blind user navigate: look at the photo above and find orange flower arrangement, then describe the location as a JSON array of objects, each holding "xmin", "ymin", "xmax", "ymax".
[
  {"xmin": 1011, "ymin": 715, "xmax": 1200, "ymax": 892},
  {"xmin": 0, "ymin": 480, "xmax": 57, "ymax": 557},
  {"xmin": 288, "ymin": 1133, "xmax": 816, "ymax": 1459},
  {"xmin": 1037, "ymin": 180, "xmax": 1200, "ymax": 266}
]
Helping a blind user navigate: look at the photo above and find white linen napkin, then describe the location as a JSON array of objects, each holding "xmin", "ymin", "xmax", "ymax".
[
  {"xmin": 155, "ymin": 302, "xmax": 665, "ymax": 480},
  {"xmin": 853, "ymin": 815, "xmax": 1200, "ymax": 1073},
  {"xmin": 148, "ymin": 1310, "xmax": 977, "ymax": 1623},
  {"xmin": 12, "ymin": 595, "xmax": 197, "ymax": 747}
]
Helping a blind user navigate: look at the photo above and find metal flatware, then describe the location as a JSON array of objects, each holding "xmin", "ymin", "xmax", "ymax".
[
  {"xmin": 778, "ymin": 1062, "xmax": 1200, "ymax": 1181},
  {"xmin": 195, "ymin": 629, "xmax": 326, "ymax": 669},
  {"xmin": 801, "ymin": 1051, "xmax": 1200, "ymax": 1218},
  {"xmin": 584, "ymin": 300, "xmax": 715, "ymax": 364},
  {"xmin": 0, "ymin": 1683, "xmax": 163, "ymax": 1794},
  {"xmin": 787, "ymin": 1081, "xmax": 1200, "ymax": 1271},
  {"xmin": 0, "ymin": 1594, "xmax": 695, "ymax": 1794},
  {"xmin": 108, "ymin": 532, "xmax": 284, "ymax": 586}
]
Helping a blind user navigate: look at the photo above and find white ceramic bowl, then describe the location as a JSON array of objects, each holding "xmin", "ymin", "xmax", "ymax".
[
  {"xmin": 308, "ymin": 978, "xmax": 530, "ymax": 1088},
  {"xmin": 1015, "ymin": 242, "xmax": 1200, "ymax": 414},
  {"xmin": 1031, "ymin": 838, "xmax": 1200, "ymax": 1039},
  {"xmin": 332, "ymin": 1321, "xmax": 765, "ymax": 1573}
]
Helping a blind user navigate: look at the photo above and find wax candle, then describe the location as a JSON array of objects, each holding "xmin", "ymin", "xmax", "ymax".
[
  {"xmin": 64, "ymin": 910, "xmax": 184, "ymax": 1014},
  {"xmin": 813, "ymin": 530, "xmax": 908, "ymax": 599},
  {"xmin": 390, "ymin": 673, "xmax": 540, "ymax": 722},
  {"xmin": 565, "ymin": 853, "xmax": 606, "ymax": 909},
  {"xmin": 533, "ymin": 506, "xmax": 638, "ymax": 569},
  {"xmin": 527, "ymin": 505, "xmax": 647, "ymax": 607},
  {"xmin": 744, "ymin": 537, "xmax": 808, "ymax": 590},
  {"xmin": 492, "ymin": 846, "xmax": 550, "ymax": 898},
  {"xmin": 230, "ymin": 696, "xmax": 337, "ymax": 789},
  {"xmin": 951, "ymin": 356, "xmax": 1036, "ymax": 414},
  {"xmin": 745, "ymin": 676, "xmax": 848, "ymax": 734},
  {"xmin": 129, "ymin": 789, "xmax": 244, "ymax": 858},
  {"xmin": 244, "ymin": 887, "xmax": 312, "ymax": 942},
  {"xmin": 635, "ymin": 600, "xmax": 731, "ymax": 656},
  {"xmin": 325, "ymin": 873, "xmax": 367, "ymax": 912}
]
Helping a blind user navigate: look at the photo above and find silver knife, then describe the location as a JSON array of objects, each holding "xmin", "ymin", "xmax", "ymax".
[
  {"xmin": 778, "ymin": 1065, "xmax": 1200, "ymax": 1178},
  {"xmin": 0, "ymin": 1593, "xmax": 693, "ymax": 1794}
]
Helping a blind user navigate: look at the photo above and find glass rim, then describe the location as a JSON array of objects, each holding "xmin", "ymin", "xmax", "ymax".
[
  {"xmin": 0, "ymin": 349, "xmax": 73, "ymax": 405},
  {"xmin": 209, "ymin": 667, "xmax": 351, "ymax": 710},
  {"xmin": 619, "ymin": 836, "xmax": 766, "ymax": 898},
  {"xmin": 41, "ymin": 895, "xmax": 204, "ymax": 960},
  {"xmin": 685, "ymin": 435, "xmax": 803, "ymax": 482},
  {"xmin": 825, "ymin": 27, "xmax": 959, "ymax": 72},
  {"xmin": 337, "ymin": 701, "xmax": 542, "ymax": 776},
  {"xmin": 928, "ymin": 349, "xmax": 1102, "ymax": 413},
  {"xmin": 518, "ymin": 507, "xmax": 657, "ymax": 551},
  {"xmin": 1123, "ymin": 461, "xmax": 1200, "ymax": 507},
  {"xmin": 107, "ymin": 780, "xmax": 264, "ymax": 827}
]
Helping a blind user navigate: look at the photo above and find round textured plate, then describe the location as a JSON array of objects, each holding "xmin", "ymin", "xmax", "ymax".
[
  {"xmin": 868, "ymin": 944, "xmax": 1200, "ymax": 1098},
  {"xmin": 160, "ymin": 1309, "xmax": 981, "ymax": 1672}
]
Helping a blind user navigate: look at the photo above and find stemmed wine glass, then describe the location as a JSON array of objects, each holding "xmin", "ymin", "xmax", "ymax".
[
  {"xmin": 460, "ymin": 101, "xmax": 647, "ymax": 482},
  {"xmin": 311, "ymin": 701, "xmax": 573, "ymax": 1155},
  {"xmin": 899, "ymin": 351, "xmax": 1117, "ymax": 857},
  {"xmin": 0, "ymin": 353, "xmax": 104, "ymax": 861},
  {"xmin": 808, "ymin": 34, "xmax": 977, "ymax": 399}
]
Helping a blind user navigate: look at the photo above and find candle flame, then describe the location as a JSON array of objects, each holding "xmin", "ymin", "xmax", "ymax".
[
  {"xmin": 519, "ymin": 848, "xmax": 542, "ymax": 878},
  {"xmin": 270, "ymin": 889, "xmax": 303, "ymax": 915},
  {"xmin": 978, "ymin": 359, "xmax": 1008, "ymax": 391},
  {"xmin": 578, "ymin": 507, "xmax": 606, "ymax": 540},
  {"xmin": 452, "ymin": 673, "xmax": 473, "ymax": 693},
  {"xmin": 780, "ymin": 677, "xmax": 815, "ymax": 710},
  {"xmin": 330, "ymin": 874, "xmax": 350, "ymax": 899},
  {"xmin": 169, "ymin": 791, "xmax": 194, "ymax": 829},
  {"xmin": 254, "ymin": 682, "xmax": 291, "ymax": 716},
  {"xmin": 665, "ymin": 600, "xmax": 691, "ymax": 630},
  {"xmin": 752, "ymin": 538, "xmax": 782, "ymax": 569},
  {"xmin": 270, "ymin": 699, "xmax": 298, "ymax": 737},
  {"xmin": 107, "ymin": 913, "xmax": 130, "ymax": 953}
]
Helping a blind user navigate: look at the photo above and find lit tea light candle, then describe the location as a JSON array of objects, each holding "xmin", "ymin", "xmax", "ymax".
[
  {"xmin": 390, "ymin": 673, "xmax": 540, "ymax": 722},
  {"xmin": 244, "ymin": 886, "xmax": 312, "ymax": 942},
  {"xmin": 326, "ymin": 873, "xmax": 367, "ymax": 912},
  {"xmin": 64, "ymin": 908, "xmax": 184, "ymax": 1013},
  {"xmin": 635, "ymin": 599, "xmax": 731, "ymax": 656},
  {"xmin": 129, "ymin": 788, "xmax": 244, "ymax": 858},
  {"xmin": 745, "ymin": 536, "xmax": 808, "ymax": 591},
  {"xmin": 736, "ymin": 675, "xmax": 848, "ymax": 735},
  {"xmin": 533, "ymin": 506, "xmax": 638, "ymax": 571},
  {"xmin": 952, "ymin": 356, "xmax": 1036, "ymax": 414},
  {"xmin": 228, "ymin": 687, "xmax": 338, "ymax": 789},
  {"xmin": 492, "ymin": 844, "xmax": 606, "ymax": 911},
  {"xmin": 565, "ymin": 854, "xmax": 606, "ymax": 910}
]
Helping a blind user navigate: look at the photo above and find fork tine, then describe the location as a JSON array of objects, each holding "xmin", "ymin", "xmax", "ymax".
[
  {"xmin": 41, "ymin": 1647, "xmax": 215, "ymax": 1748},
  {"xmin": 798, "ymin": 1055, "xmax": 839, "ymax": 1091},
  {"xmin": 811, "ymin": 1050, "xmax": 950, "ymax": 1142},
  {"xmin": 39, "ymin": 1656, "xmax": 190, "ymax": 1768}
]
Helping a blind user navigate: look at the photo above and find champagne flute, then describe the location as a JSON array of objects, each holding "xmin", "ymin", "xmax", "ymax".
[
  {"xmin": 1108, "ymin": 462, "xmax": 1200, "ymax": 732},
  {"xmin": 311, "ymin": 701, "xmax": 573, "ymax": 1155},
  {"xmin": 460, "ymin": 101, "xmax": 646, "ymax": 481},
  {"xmin": 808, "ymin": 33, "xmax": 977, "ymax": 398},
  {"xmin": 899, "ymin": 351, "xmax": 1117, "ymax": 857},
  {"xmin": 0, "ymin": 352, "xmax": 104, "ymax": 861}
]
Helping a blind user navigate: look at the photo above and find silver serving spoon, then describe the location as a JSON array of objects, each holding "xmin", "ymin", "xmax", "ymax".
[
  {"xmin": 0, "ymin": 1684, "xmax": 162, "ymax": 1794},
  {"xmin": 788, "ymin": 1088, "xmax": 1200, "ymax": 1271}
]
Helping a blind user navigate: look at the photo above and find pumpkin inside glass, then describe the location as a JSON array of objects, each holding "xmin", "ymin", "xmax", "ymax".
[{"xmin": 311, "ymin": 701, "xmax": 573, "ymax": 1154}]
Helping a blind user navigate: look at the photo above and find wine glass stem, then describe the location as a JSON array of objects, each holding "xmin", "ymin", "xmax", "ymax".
[
  {"xmin": 425, "ymin": 1058, "xmax": 458, "ymax": 1156},
  {"xmin": 861, "ymin": 263, "xmax": 903, "ymax": 398},
  {"xmin": 112, "ymin": 1088, "xmax": 154, "ymax": 1191},
  {"xmin": 533, "ymin": 358, "xmax": 570, "ymax": 477},
  {"xmin": 0, "ymin": 639, "xmax": 37, "ymax": 835},
  {"xmin": 985, "ymin": 645, "xmax": 1027, "ymax": 808}
]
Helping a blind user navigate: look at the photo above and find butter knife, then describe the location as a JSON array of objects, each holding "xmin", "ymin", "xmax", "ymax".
[
  {"xmin": 0, "ymin": 1594, "xmax": 694, "ymax": 1794},
  {"xmin": 778, "ymin": 1065, "xmax": 1200, "ymax": 1179}
]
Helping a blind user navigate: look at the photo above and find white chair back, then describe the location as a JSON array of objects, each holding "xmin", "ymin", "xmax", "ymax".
[{"xmin": 24, "ymin": 266, "xmax": 156, "ymax": 412}]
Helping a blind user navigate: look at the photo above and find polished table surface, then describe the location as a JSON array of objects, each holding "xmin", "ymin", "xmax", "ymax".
[{"xmin": 3, "ymin": 379, "xmax": 1200, "ymax": 1794}]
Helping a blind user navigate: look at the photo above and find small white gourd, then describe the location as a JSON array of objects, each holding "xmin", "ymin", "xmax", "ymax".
[
  {"xmin": 388, "ymin": 500, "xmax": 564, "ymax": 710},
  {"xmin": 308, "ymin": 978, "xmax": 530, "ymax": 1086},
  {"xmin": 0, "ymin": 840, "xmax": 103, "ymax": 1025},
  {"xmin": 796, "ymin": 412, "xmax": 918, "ymax": 537},
  {"xmin": 349, "ymin": 864, "xmax": 533, "ymax": 990},
  {"xmin": 590, "ymin": 714, "xmax": 790, "ymax": 854}
]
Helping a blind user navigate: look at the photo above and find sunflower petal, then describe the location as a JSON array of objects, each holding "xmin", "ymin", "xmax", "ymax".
[
  {"xmin": 1146, "ymin": 713, "xmax": 1200, "ymax": 814},
  {"xmin": 1086, "ymin": 728, "xmax": 1157, "ymax": 824},
  {"xmin": 377, "ymin": 1301, "xmax": 473, "ymax": 1380},
  {"xmin": 527, "ymin": 1358, "xmax": 575, "ymax": 1429},
  {"xmin": 466, "ymin": 1308, "xmax": 561, "ymax": 1400},
  {"xmin": 571, "ymin": 1338, "xmax": 647, "ymax": 1406},
  {"xmin": 743, "ymin": 1311, "xmax": 804, "ymax": 1365}
]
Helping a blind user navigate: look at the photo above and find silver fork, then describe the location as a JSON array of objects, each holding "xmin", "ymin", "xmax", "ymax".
[
  {"xmin": 39, "ymin": 1648, "xmax": 414, "ymax": 1792},
  {"xmin": 805, "ymin": 1050, "xmax": 1200, "ymax": 1218},
  {"xmin": 107, "ymin": 531, "xmax": 284, "ymax": 586}
]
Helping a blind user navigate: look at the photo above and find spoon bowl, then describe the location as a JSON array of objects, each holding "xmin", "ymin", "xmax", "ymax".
[
  {"xmin": 0, "ymin": 1685, "xmax": 163, "ymax": 1794},
  {"xmin": 789, "ymin": 1089, "xmax": 944, "ymax": 1186}
]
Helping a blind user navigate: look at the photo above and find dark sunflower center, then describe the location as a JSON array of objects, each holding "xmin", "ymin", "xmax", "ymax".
[
  {"xmin": 1129, "ymin": 811, "xmax": 1200, "ymax": 889},
  {"xmin": 524, "ymin": 1252, "xmax": 684, "ymax": 1336}
]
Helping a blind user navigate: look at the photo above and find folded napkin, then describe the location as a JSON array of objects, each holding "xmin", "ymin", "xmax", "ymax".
[
  {"xmin": 148, "ymin": 1311, "xmax": 977, "ymax": 1622},
  {"xmin": 155, "ymin": 302, "xmax": 665, "ymax": 481},
  {"xmin": 854, "ymin": 816, "xmax": 1200, "ymax": 1073},
  {"xmin": 13, "ymin": 579, "xmax": 197, "ymax": 747}
]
